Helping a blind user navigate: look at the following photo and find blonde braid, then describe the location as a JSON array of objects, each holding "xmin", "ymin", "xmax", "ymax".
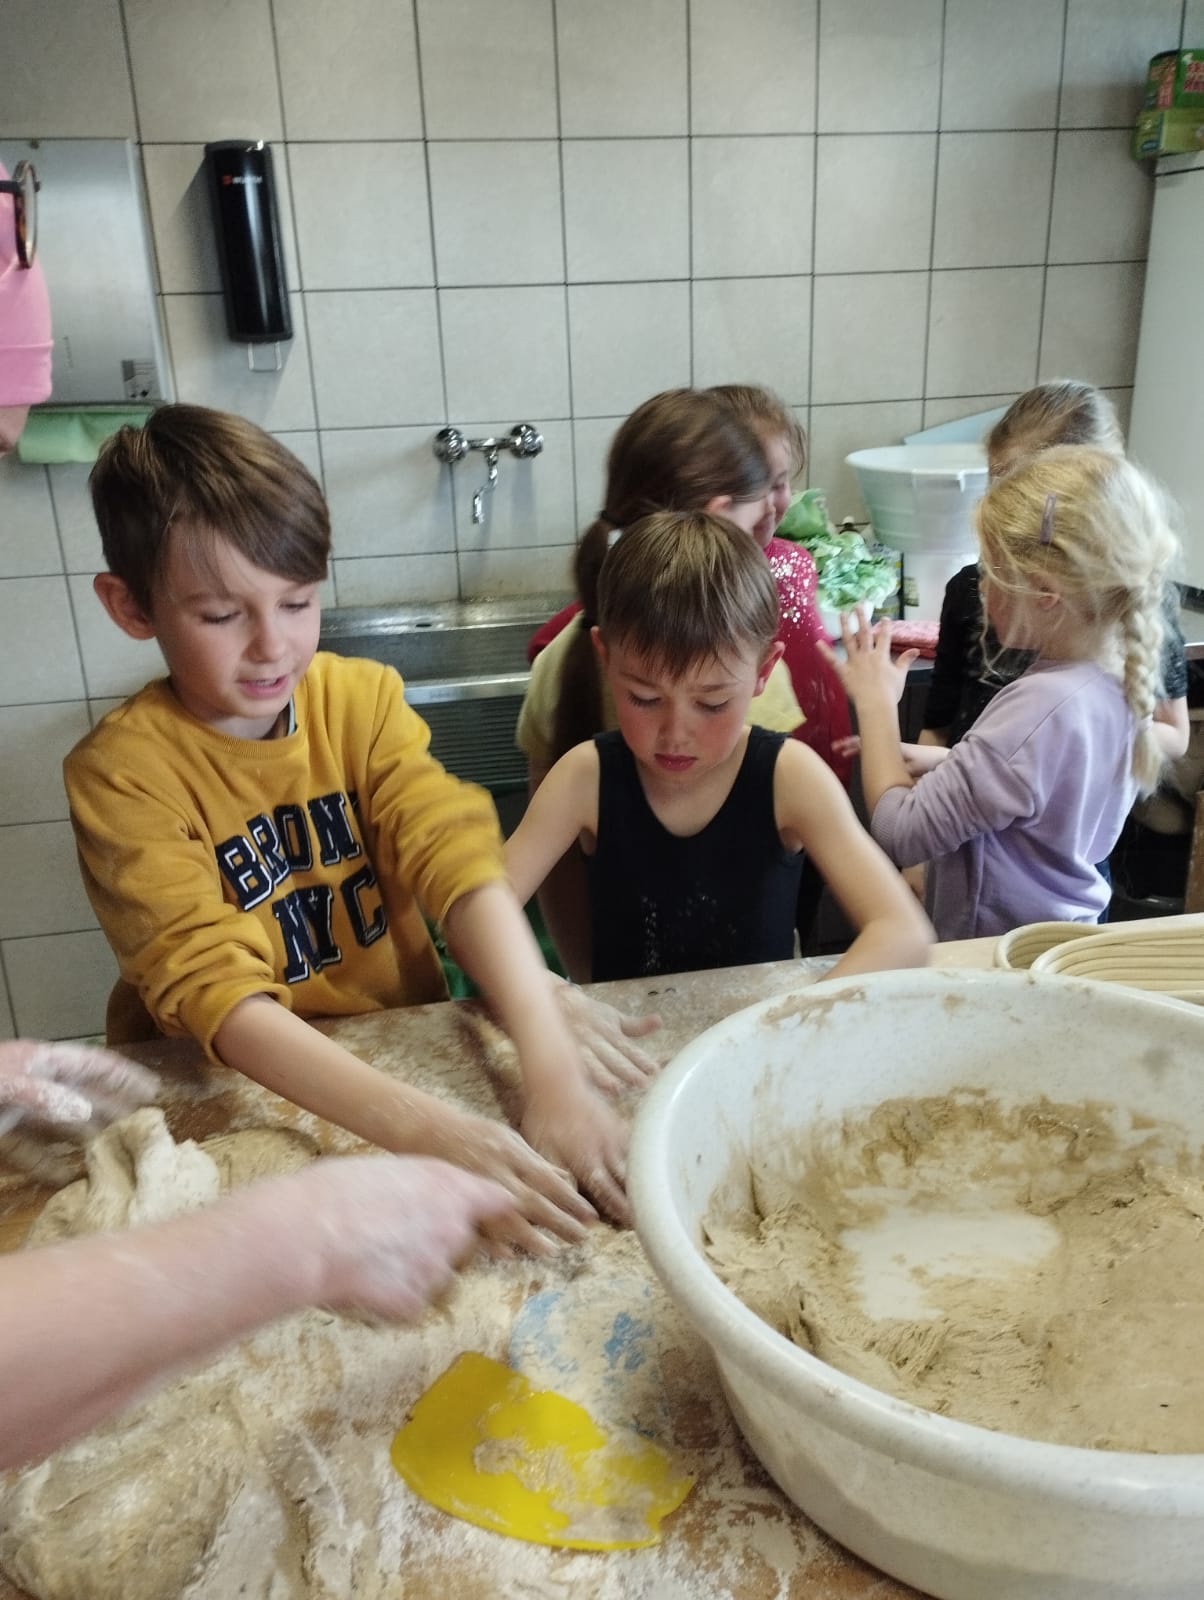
[{"xmin": 1118, "ymin": 584, "xmax": 1166, "ymax": 794}]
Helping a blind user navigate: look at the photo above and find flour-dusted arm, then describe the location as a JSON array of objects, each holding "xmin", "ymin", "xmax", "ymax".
[
  {"xmin": 0, "ymin": 1155, "xmax": 518, "ymax": 1470},
  {"xmin": 506, "ymin": 742, "xmax": 663, "ymax": 1095}
]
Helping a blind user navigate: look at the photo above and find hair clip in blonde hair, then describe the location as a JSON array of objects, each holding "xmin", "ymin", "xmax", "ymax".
[
  {"xmin": 606, "ymin": 526, "xmax": 623, "ymax": 548},
  {"xmin": 1039, "ymin": 492, "xmax": 1057, "ymax": 545}
]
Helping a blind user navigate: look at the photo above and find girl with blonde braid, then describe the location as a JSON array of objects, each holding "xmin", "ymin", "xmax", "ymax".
[
  {"xmin": 826, "ymin": 447, "xmax": 1180, "ymax": 940},
  {"xmin": 914, "ymin": 380, "xmax": 1188, "ymax": 763}
]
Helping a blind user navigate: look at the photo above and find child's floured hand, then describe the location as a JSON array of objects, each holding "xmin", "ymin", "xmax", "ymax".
[
  {"xmin": 551, "ymin": 976, "xmax": 663, "ymax": 1095},
  {"xmin": 818, "ymin": 605, "xmax": 917, "ymax": 707},
  {"xmin": 428, "ymin": 1107, "xmax": 597, "ymax": 1256},
  {"xmin": 521, "ymin": 1084, "xmax": 632, "ymax": 1228},
  {"xmin": 295, "ymin": 1155, "xmax": 519, "ymax": 1320}
]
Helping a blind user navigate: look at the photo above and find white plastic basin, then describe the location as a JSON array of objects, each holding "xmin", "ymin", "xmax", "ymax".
[
  {"xmin": 629, "ymin": 967, "xmax": 1204, "ymax": 1600},
  {"xmin": 847, "ymin": 443, "xmax": 989, "ymax": 554}
]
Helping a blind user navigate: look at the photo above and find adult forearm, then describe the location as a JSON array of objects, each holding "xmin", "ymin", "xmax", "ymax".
[{"xmin": 0, "ymin": 1182, "xmax": 315, "ymax": 1469}]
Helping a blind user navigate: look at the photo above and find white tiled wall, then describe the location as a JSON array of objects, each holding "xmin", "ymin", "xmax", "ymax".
[{"xmin": 0, "ymin": 0, "xmax": 1186, "ymax": 1035}]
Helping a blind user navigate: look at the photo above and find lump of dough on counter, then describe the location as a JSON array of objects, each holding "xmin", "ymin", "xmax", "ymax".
[
  {"xmin": 27, "ymin": 1108, "xmax": 320, "ymax": 1246},
  {"xmin": 28, "ymin": 1107, "xmax": 220, "ymax": 1243}
]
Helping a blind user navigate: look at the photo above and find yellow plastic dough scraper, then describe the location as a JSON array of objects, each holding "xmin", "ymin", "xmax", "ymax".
[{"xmin": 390, "ymin": 1350, "xmax": 694, "ymax": 1550}]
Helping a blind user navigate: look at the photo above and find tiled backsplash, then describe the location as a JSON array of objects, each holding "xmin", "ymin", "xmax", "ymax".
[{"xmin": 0, "ymin": 0, "xmax": 1193, "ymax": 1038}]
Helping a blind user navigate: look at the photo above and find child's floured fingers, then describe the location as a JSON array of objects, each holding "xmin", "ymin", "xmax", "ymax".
[
  {"xmin": 518, "ymin": 1175, "xmax": 594, "ymax": 1242},
  {"xmin": 583, "ymin": 1134, "xmax": 631, "ymax": 1225},
  {"xmin": 459, "ymin": 1170, "xmax": 523, "ymax": 1220},
  {"xmin": 587, "ymin": 1044, "xmax": 650, "ymax": 1093},
  {"xmin": 585, "ymin": 1164, "xmax": 632, "ymax": 1227},
  {"xmin": 628, "ymin": 1044, "xmax": 663, "ymax": 1077},
  {"xmin": 481, "ymin": 1210, "xmax": 559, "ymax": 1258},
  {"xmin": 620, "ymin": 1009, "xmax": 661, "ymax": 1040}
]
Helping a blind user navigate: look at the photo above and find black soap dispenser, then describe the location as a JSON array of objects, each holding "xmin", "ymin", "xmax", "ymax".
[{"xmin": 203, "ymin": 141, "xmax": 293, "ymax": 353}]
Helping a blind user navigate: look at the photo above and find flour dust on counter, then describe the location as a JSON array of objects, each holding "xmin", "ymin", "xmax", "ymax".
[{"xmin": 0, "ymin": 1106, "xmax": 910, "ymax": 1600}]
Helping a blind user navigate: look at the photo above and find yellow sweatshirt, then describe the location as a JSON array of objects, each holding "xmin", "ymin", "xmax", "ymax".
[{"xmin": 65, "ymin": 653, "xmax": 505, "ymax": 1055}]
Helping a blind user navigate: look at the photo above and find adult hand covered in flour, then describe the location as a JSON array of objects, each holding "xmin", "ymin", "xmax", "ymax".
[
  {"xmin": 551, "ymin": 975, "xmax": 663, "ymax": 1094},
  {"xmin": 0, "ymin": 1039, "xmax": 158, "ymax": 1132},
  {"xmin": 297, "ymin": 1155, "xmax": 520, "ymax": 1320}
]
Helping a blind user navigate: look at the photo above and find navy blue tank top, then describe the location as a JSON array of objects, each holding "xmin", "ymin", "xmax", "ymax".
[{"xmin": 587, "ymin": 727, "xmax": 803, "ymax": 982}]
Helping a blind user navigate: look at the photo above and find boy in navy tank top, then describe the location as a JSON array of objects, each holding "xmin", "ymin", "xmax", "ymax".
[{"xmin": 505, "ymin": 513, "xmax": 932, "ymax": 982}]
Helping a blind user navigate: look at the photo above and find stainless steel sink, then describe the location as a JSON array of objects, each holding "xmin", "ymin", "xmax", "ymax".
[{"xmin": 318, "ymin": 596, "xmax": 568, "ymax": 792}]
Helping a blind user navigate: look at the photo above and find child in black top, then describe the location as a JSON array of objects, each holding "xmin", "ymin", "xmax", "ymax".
[{"xmin": 505, "ymin": 511, "xmax": 932, "ymax": 981}]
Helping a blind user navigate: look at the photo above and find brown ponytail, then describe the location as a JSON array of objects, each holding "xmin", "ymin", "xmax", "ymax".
[{"xmin": 549, "ymin": 389, "xmax": 770, "ymax": 761}]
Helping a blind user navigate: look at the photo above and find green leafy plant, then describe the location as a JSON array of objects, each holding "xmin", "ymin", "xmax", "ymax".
[{"xmin": 776, "ymin": 490, "xmax": 897, "ymax": 613}]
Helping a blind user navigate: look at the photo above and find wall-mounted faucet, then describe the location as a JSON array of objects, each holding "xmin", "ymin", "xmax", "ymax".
[{"xmin": 433, "ymin": 424, "xmax": 544, "ymax": 525}]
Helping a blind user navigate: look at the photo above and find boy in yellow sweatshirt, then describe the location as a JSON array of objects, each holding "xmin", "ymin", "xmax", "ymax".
[{"xmin": 65, "ymin": 404, "xmax": 632, "ymax": 1241}]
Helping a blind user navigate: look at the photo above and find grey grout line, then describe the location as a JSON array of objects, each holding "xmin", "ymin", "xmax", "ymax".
[
  {"xmin": 918, "ymin": 0, "xmax": 948, "ymax": 423},
  {"xmin": 43, "ymin": 465, "xmax": 71, "ymax": 578},
  {"xmin": 1035, "ymin": 0, "xmax": 1073, "ymax": 386},
  {"xmin": 0, "ymin": 942, "xmax": 16, "ymax": 1038},
  {"xmin": 806, "ymin": 0, "xmax": 821, "ymax": 454},
  {"xmin": 410, "ymin": 0, "xmax": 460, "ymax": 600},
  {"xmin": 109, "ymin": 121, "xmax": 1147, "ymax": 146},
  {"xmin": 145, "ymin": 256, "xmax": 1141, "ymax": 298},
  {"xmin": 685, "ymin": 0, "xmax": 695, "ymax": 385},
  {"xmin": 267, "ymin": 2, "xmax": 325, "ymax": 489},
  {"xmin": 57, "ymin": 570, "xmax": 93, "ymax": 707},
  {"xmin": 114, "ymin": 1, "xmax": 144, "ymax": 147},
  {"xmin": 549, "ymin": 0, "xmax": 579, "ymax": 540},
  {"xmin": 116, "ymin": 1, "xmax": 175, "ymax": 420}
]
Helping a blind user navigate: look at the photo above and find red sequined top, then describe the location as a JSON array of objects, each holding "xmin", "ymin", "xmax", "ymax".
[{"xmin": 764, "ymin": 537, "xmax": 852, "ymax": 784}]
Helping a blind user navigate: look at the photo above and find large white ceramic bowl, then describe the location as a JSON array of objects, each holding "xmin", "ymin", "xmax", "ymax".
[{"xmin": 629, "ymin": 967, "xmax": 1204, "ymax": 1600}]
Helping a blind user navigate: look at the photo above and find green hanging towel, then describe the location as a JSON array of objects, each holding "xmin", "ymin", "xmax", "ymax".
[{"xmin": 16, "ymin": 405, "xmax": 154, "ymax": 466}]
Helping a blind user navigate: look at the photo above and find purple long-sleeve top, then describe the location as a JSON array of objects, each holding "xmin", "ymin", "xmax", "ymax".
[{"xmin": 872, "ymin": 660, "xmax": 1139, "ymax": 941}]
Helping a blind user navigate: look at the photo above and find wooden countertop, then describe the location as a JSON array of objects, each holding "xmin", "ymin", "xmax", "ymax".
[{"xmin": 0, "ymin": 945, "xmax": 1004, "ymax": 1600}]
